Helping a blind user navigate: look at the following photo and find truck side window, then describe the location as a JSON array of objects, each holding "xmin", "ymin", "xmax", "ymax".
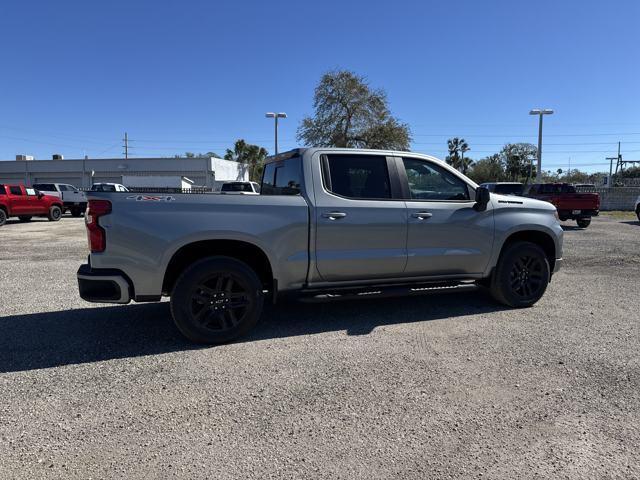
[
  {"xmin": 324, "ymin": 154, "xmax": 391, "ymax": 199},
  {"xmin": 9, "ymin": 186, "xmax": 22, "ymax": 195},
  {"xmin": 402, "ymin": 158, "xmax": 470, "ymax": 201},
  {"xmin": 25, "ymin": 188, "xmax": 37, "ymax": 196},
  {"xmin": 0, "ymin": 185, "xmax": 5, "ymax": 195},
  {"xmin": 261, "ymin": 157, "xmax": 302, "ymax": 195}
]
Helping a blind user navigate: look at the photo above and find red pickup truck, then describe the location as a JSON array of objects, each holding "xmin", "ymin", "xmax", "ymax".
[
  {"xmin": 0, "ymin": 184, "xmax": 64, "ymax": 227},
  {"xmin": 524, "ymin": 183, "xmax": 600, "ymax": 228}
]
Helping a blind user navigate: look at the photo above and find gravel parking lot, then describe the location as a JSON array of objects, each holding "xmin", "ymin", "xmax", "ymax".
[{"xmin": 1, "ymin": 214, "xmax": 639, "ymax": 479}]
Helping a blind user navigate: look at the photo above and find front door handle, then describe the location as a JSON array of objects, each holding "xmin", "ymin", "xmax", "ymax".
[
  {"xmin": 411, "ymin": 211, "xmax": 433, "ymax": 220},
  {"xmin": 322, "ymin": 211, "xmax": 347, "ymax": 220}
]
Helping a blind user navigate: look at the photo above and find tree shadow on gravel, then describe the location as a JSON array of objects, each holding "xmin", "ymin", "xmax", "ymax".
[{"xmin": 0, "ymin": 290, "xmax": 505, "ymax": 373}]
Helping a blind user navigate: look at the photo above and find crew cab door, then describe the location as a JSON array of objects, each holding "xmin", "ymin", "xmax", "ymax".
[
  {"xmin": 7, "ymin": 186, "xmax": 27, "ymax": 215},
  {"xmin": 24, "ymin": 187, "xmax": 48, "ymax": 214},
  {"xmin": 396, "ymin": 156, "xmax": 494, "ymax": 276},
  {"xmin": 313, "ymin": 153, "xmax": 407, "ymax": 282}
]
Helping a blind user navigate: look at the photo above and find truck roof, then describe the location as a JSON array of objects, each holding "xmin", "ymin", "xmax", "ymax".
[{"xmin": 264, "ymin": 147, "xmax": 448, "ymax": 165}]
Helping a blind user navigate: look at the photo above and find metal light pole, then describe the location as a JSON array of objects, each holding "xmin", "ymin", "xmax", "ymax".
[
  {"xmin": 529, "ymin": 109, "xmax": 554, "ymax": 178},
  {"xmin": 265, "ymin": 112, "xmax": 287, "ymax": 155}
]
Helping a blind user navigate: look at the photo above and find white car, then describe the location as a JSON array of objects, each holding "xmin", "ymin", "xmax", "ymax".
[
  {"xmin": 635, "ymin": 195, "xmax": 640, "ymax": 222},
  {"xmin": 220, "ymin": 181, "xmax": 260, "ymax": 194},
  {"xmin": 32, "ymin": 182, "xmax": 87, "ymax": 217},
  {"xmin": 90, "ymin": 183, "xmax": 129, "ymax": 192}
]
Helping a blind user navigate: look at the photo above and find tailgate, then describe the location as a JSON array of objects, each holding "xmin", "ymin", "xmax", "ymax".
[{"xmin": 555, "ymin": 193, "xmax": 599, "ymax": 210}]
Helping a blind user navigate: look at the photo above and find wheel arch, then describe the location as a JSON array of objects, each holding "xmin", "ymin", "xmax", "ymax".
[
  {"xmin": 497, "ymin": 230, "xmax": 557, "ymax": 272},
  {"xmin": 162, "ymin": 239, "xmax": 274, "ymax": 296}
]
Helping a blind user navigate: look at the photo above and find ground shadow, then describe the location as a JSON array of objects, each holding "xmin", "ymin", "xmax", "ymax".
[
  {"xmin": 0, "ymin": 290, "xmax": 505, "ymax": 373},
  {"xmin": 620, "ymin": 220, "xmax": 639, "ymax": 226}
]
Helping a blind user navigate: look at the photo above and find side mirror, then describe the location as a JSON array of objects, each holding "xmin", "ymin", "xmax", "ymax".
[
  {"xmin": 37, "ymin": 191, "xmax": 44, "ymax": 199},
  {"xmin": 475, "ymin": 186, "xmax": 490, "ymax": 210}
]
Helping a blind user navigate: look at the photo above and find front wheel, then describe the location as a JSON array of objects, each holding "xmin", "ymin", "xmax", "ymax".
[
  {"xmin": 70, "ymin": 207, "xmax": 84, "ymax": 217},
  {"xmin": 490, "ymin": 241, "xmax": 550, "ymax": 308},
  {"xmin": 636, "ymin": 207, "xmax": 640, "ymax": 223},
  {"xmin": 577, "ymin": 218, "xmax": 591, "ymax": 228},
  {"xmin": 170, "ymin": 256, "xmax": 264, "ymax": 344},
  {"xmin": 0, "ymin": 209, "xmax": 6, "ymax": 227},
  {"xmin": 18, "ymin": 216, "xmax": 32, "ymax": 222},
  {"xmin": 48, "ymin": 205, "xmax": 62, "ymax": 221}
]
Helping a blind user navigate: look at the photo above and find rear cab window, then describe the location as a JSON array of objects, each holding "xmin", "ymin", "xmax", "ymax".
[
  {"xmin": 321, "ymin": 154, "xmax": 391, "ymax": 200},
  {"xmin": 9, "ymin": 186, "xmax": 23, "ymax": 195},
  {"xmin": 0, "ymin": 185, "xmax": 6, "ymax": 195},
  {"xmin": 261, "ymin": 156, "xmax": 303, "ymax": 195}
]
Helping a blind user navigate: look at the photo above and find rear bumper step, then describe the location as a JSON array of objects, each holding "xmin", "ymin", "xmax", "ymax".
[{"xmin": 77, "ymin": 264, "xmax": 131, "ymax": 304}]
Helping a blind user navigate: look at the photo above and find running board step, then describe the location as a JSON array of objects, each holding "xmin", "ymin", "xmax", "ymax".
[{"xmin": 299, "ymin": 281, "xmax": 477, "ymax": 303}]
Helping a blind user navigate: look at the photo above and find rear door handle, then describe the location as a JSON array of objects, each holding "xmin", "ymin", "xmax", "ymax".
[
  {"xmin": 322, "ymin": 211, "xmax": 347, "ymax": 220},
  {"xmin": 411, "ymin": 211, "xmax": 433, "ymax": 220}
]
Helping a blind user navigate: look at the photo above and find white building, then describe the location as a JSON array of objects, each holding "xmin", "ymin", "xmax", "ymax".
[{"xmin": 0, "ymin": 156, "xmax": 249, "ymax": 190}]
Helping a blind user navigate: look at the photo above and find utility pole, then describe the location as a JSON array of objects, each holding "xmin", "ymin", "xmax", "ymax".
[
  {"xmin": 265, "ymin": 113, "xmax": 287, "ymax": 155},
  {"xmin": 123, "ymin": 132, "xmax": 129, "ymax": 159},
  {"xmin": 529, "ymin": 109, "xmax": 554, "ymax": 176}
]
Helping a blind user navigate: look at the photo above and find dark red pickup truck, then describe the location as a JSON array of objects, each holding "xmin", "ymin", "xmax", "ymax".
[
  {"xmin": 524, "ymin": 183, "xmax": 600, "ymax": 228},
  {"xmin": 0, "ymin": 184, "xmax": 64, "ymax": 227}
]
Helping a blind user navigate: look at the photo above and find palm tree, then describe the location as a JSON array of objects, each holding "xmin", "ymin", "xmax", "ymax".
[
  {"xmin": 446, "ymin": 137, "xmax": 470, "ymax": 171},
  {"xmin": 224, "ymin": 139, "xmax": 269, "ymax": 181}
]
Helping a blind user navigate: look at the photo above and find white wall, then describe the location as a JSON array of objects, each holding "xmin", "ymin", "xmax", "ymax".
[{"xmin": 211, "ymin": 158, "xmax": 249, "ymax": 183}]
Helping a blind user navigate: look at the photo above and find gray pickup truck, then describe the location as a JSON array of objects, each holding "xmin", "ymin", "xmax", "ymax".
[{"xmin": 78, "ymin": 148, "xmax": 563, "ymax": 343}]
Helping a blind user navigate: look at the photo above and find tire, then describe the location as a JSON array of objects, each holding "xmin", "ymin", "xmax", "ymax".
[
  {"xmin": 490, "ymin": 241, "xmax": 550, "ymax": 308},
  {"xmin": 636, "ymin": 207, "xmax": 640, "ymax": 223},
  {"xmin": 577, "ymin": 218, "xmax": 591, "ymax": 228},
  {"xmin": 170, "ymin": 256, "xmax": 264, "ymax": 344},
  {"xmin": 71, "ymin": 207, "xmax": 83, "ymax": 217},
  {"xmin": 48, "ymin": 205, "xmax": 62, "ymax": 222},
  {"xmin": 0, "ymin": 209, "xmax": 6, "ymax": 227},
  {"xmin": 18, "ymin": 216, "xmax": 32, "ymax": 222}
]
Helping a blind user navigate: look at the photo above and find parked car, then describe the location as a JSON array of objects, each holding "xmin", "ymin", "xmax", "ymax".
[
  {"xmin": 524, "ymin": 183, "xmax": 600, "ymax": 228},
  {"xmin": 635, "ymin": 195, "xmax": 640, "ymax": 222},
  {"xmin": 480, "ymin": 182, "xmax": 524, "ymax": 196},
  {"xmin": 220, "ymin": 181, "xmax": 260, "ymax": 194},
  {"xmin": 32, "ymin": 183, "xmax": 87, "ymax": 217},
  {"xmin": 77, "ymin": 148, "xmax": 564, "ymax": 344},
  {"xmin": 0, "ymin": 184, "xmax": 64, "ymax": 227},
  {"xmin": 90, "ymin": 183, "xmax": 129, "ymax": 192}
]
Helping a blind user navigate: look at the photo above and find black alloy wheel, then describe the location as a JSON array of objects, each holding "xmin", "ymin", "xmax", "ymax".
[
  {"xmin": 189, "ymin": 274, "xmax": 254, "ymax": 332},
  {"xmin": 508, "ymin": 254, "xmax": 545, "ymax": 301},
  {"xmin": 490, "ymin": 241, "xmax": 550, "ymax": 308},
  {"xmin": 170, "ymin": 256, "xmax": 264, "ymax": 344}
]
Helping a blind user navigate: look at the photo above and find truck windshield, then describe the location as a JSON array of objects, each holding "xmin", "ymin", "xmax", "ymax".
[
  {"xmin": 494, "ymin": 184, "xmax": 524, "ymax": 195},
  {"xmin": 33, "ymin": 183, "xmax": 56, "ymax": 191}
]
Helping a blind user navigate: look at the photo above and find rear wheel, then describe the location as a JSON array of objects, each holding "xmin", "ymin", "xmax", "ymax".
[
  {"xmin": 48, "ymin": 205, "xmax": 62, "ymax": 221},
  {"xmin": 0, "ymin": 209, "xmax": 6, "ymax": 227},
  {"xmin": 577, "ymin": 218, "xmax": 591, "ymax": 228},
  {"xmin": 18, "ymin": 216, "xmax": 32, "ymax": 222},
  {"xmin": 170, "ymin": 256, "xmax": 264, "ymax": 344},
  {"xmin": 490, "ymin": 241, "xmax": 550, "ymax": 308}
]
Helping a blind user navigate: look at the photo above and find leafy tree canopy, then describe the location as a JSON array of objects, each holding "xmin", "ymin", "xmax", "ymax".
[{"xmin": 297, "ymin": 70, "xmax": 411, "ymax": 150}]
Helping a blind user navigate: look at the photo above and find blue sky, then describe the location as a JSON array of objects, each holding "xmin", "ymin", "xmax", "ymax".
[{"xmin": 0, "ymin": 0, "xmax": 638, "ymax": 173}]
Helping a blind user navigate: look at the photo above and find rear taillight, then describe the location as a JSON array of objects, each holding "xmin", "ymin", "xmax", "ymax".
[{"xmin": 85, "ymin": 200, "xmax": 111, "ymax": 253}]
